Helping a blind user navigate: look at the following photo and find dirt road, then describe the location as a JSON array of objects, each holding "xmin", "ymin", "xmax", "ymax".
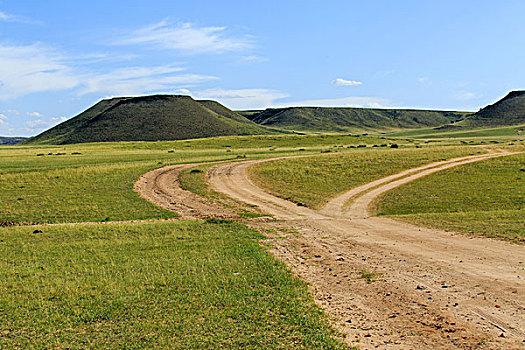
[
  {"xmin": 136, "ymin": 151, "xmax": 524, "ymax": 349},
  {"xmin": 205, "ymin": 151, "xmax": 525, "ymax": 349}
]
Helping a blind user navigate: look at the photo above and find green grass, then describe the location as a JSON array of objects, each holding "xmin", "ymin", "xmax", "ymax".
[
  {"xmin": 385, "ymin": 123, "xmax": 525, "ymax": 140},
  {"xmin": 249, "ymin": 146, "xmax": 486, "ymax": 209},
  {"xmin": 0, "ymin": 163, "xmax": 178, "ymax": 223},
  {"xmin": 0, "ymin": 134, "xmax": 394, "ymax": 223},
  {"xmin": 0, "ymin": 220, "xmax": 349, "ymax": 349},
  {"xmin": 376, "ymin": 152, "xmax": 525, "ymax": 243}
]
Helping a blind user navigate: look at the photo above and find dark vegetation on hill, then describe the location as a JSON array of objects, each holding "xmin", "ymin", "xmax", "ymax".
[
  {"xmin": 0, "ymin": 137, "xmax": 28, "ymax": 145},
  {"xmin": 241, "ymin": 107, "xmax": 470, "ymax": 132},
  {"xmin": 25, "ymin": 95, "xmax": 276, "ymax": 145},
  {"xmin": 461, "ymin": 90, "xmax": 525, "ymax": 127}
]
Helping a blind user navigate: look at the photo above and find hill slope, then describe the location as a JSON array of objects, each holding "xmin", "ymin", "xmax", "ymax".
[
  {"xmin": 25, "ymin": 95, "xmax": 275, "ymax": 145},
  {"xmin": 242, "ymin": 107, "xmax": 469, "ymax": 132},
  {"xmin": 461, "ymin": 90, "xmax": 525, "ymax": 127}
]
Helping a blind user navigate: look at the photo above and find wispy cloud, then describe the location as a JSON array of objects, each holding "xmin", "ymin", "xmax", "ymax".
[
  {"xmin": 79, "ymin": 66, "xmax": 217, "ymax": 96},
  {"xmin": 0, "ymin": 113, "xmax": 7, "ymax": 123},
  {"xmin": 0, "ymin": 10, "xmax": 37, "ymax": 24},
  {"xmin": 180, "ymin": 87, "xmax": 389, "ymax": 110},
  {"xmin": 0, "ymin": 43, "xmax": 218, "ymax": 100},
  {"xmin": 115, "ymin": 20, "xmax": 253, "ymax": 54},
  {"xmin": 187, "ymin": 88, "xmax": 289, "ymax": 110},
  {"xmin": 0, "ymin": 43, "xmax": 79, "ymax": 99},
  {"xmin": 332, "ymin": 78, "xmax": 363, "ymax": 87},
  {"xmin": 0, "ymin": 10, "xmax": 20, "ymax": 22},
  {"xmin": 26, "ymin": 111, "xmax": 43, "ymax": 117},
  {"xmin": 274, "ymin": 96, "xmax": 389, "ymax": 108},
  {"xmin": 24, "ymin": 116, "xmax": 67, "ymax": 128}
]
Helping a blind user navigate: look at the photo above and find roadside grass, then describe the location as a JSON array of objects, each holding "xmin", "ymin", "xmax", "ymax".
[
  {"xmin": 0, "ymin": 134, "xmax": 394, "ymax": 224},
  {"xmin": 0, "ymin": 221, "xmax": 349, "ymax": 349},
  {"xmin": 376, "ymin": 152, "xmax": 525, "ymax": 243},
  {"xmin": 249, "ymin": 146, "xmax": 486, "ymax": 209}
]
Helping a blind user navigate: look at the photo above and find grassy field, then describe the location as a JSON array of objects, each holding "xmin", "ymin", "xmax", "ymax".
[
  {"xmin": 249, "ymin": 146, "xmax": 487, "ymax": 209},
  {"xmin": 376, "ymin": 152, "xmax": 525, "ymax": 243},
  {"xmin": 0, "ymin": 134, "xmax": 393, "ymax": 224},
  {"xmin": 385, "ymin": 123, "xmax": 525, "ymax": 140},
  {"xmin": 0, "ymin": 220, "xmax": 348, "ymax": 349}
]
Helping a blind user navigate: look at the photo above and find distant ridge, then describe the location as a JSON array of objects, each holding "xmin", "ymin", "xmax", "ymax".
[
  {"xmin": 461, "ymin": 90, "xmax": 525, "ymax": 127},
  {"xmin": 25, "ymin": 95, "xmax": 276, "ymax": 145},
  {"xmin": 0, "ymin": 136, "xmax": 28, "ymax": 145},
  {"xmin": 241, "ymin": 107, "xmax": 469, "ymax": 133}
]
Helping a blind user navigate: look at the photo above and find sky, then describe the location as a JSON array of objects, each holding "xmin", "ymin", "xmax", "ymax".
[{"xmin": 0, "ymin": 0, "xmax": 524, "ymax": 136}]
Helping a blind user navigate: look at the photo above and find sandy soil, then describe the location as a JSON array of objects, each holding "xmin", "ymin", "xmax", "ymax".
[{"xmin": 136, "ymin": 151, "xmax": 525, "ymax": 349}]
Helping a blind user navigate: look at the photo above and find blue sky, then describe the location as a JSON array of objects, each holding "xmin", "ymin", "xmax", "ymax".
[{"xmin": 0, "ymin": 0, "xmax": 524, "ymax": 136}]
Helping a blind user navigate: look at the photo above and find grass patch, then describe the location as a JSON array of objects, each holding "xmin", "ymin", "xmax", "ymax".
[
  {"xmin": 376, "ymin": 152, "xmax": 524, "ymax": 243},
  {"xmin": 179, "ymin": 163, "xmax": 267, "ymax": 219},
  {"xmin": 0, "ymin": 163, "xmax": 177, "ymax": 223},
  {"xmin": 249, "ymin": 146, "xmax": 485, "ymax": 209},
  {"xmin": 0, "ymin": 221, "xmax": 349, "ymax": 349}
]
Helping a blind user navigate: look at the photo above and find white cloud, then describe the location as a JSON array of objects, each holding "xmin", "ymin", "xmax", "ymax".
[
  {"xmin": 180, "ymin": 87, "xmax": 389, "ymax": 110},
  {"xmin": 24, "ymin": 116, "xmax": 67, "ymax": 129},
  {"xmin": 187, "ymin": 88, "xmax": 290, "ymax": 110},
  {"xmin": 0, "ymin": 43, "xmax": 80, "ymax": 99},
  {"xmin": 332, "ymin": 78, "xmax": 363, "ymax": 87},
  {"xmin": 0, "ymin": 42, "xmax": 218, "ymax": 99},
  {"xmin": 115, "ymin": 20, "xmax": 253, "ymax": 54},
  {"xmin": 0, "ymin": 113, "xmax": 7, "ymax": 120},
  {"xmin": 26, "ymin": 111, "xmax": 43, "ymax": 117}
]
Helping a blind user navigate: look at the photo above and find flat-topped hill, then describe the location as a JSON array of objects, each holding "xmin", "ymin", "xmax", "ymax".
[
  {"xmin": 241, "ymin": 107, "xmax": 469, "ymax": 132},
  {"xmin": 25, "ymin": 95, "xmax": 275, "ymax": 145}
]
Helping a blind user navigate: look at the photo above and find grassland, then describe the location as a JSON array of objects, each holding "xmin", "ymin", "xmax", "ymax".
[
  {"xmin": 0, "ymin": 220, "xmax": 348, "ymax": 349},
  {"xmin": 376, "ymin": 151, "xmax": 524, "ymax": 243},
  {"xmin": 385, "ymin": 123, "xmax": 525, "ymax": 140},
  {"xmin": 0, "ymin": 134, "xmax": 390, "ymax": 224},
  {"xmin": 249, "ymin": 146, "xmax": 487, "ymax": 209}
]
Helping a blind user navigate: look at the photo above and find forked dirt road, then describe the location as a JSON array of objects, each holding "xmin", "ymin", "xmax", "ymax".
[{"xmin": 138, "ymin": 151, "xmax": 525, "ymax": 349}]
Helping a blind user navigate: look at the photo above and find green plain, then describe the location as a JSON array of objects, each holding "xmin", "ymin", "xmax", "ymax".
[
  {"xmin": 0, "ymin": 221, "xmax": 348, "ymax": 349},
  {"xmin": 249, "ymin": 146, "xmax": 486, "ymax": 209},
  {"xmin": 376, "ymin": 152, "xmax": 525, "ymax": 243}
]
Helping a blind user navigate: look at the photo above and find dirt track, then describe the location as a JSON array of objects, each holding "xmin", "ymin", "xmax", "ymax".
[{"xmin": 138, "ymin": 151, "xmax": 525, "ymax": 349}]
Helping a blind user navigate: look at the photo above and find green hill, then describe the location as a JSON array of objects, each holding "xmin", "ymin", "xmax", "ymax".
[
  {"xmin": 460, "ymin": 90, "xmax": 525, "ymax": 127},
  {"xmin": 0, "ymin": 136, "xmax": 28, "ymax": 145},
  {"xmin": 25, "ymin": 95, "xmax": 276, "ymax": 145},
  {"xmin": 241, "ymin": 107, "xmax": 469, "ymax": 133}
]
